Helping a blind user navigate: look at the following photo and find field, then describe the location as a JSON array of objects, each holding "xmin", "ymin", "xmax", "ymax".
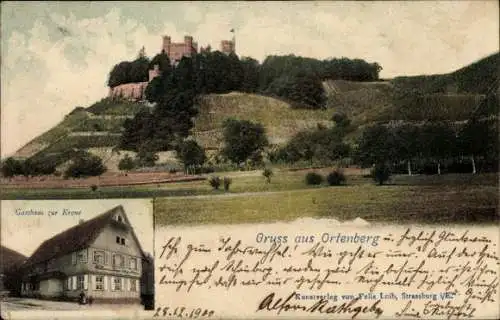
[
  {"xmin": 2, "ymin": 169, "xmax": 497, "ymax": 226},
  {"xmin": 152, "ymin": 172, "xmax": 498, "ymax": 226}
]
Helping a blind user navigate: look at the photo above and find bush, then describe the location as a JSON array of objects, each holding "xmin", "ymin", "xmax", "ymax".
[
  {"xmin": 221, "ymin": 119, "xmax": 268, "ymax": 164},
  {"xmin": 327, "ymin": 170, "xmax": 346, "ymax": 186},
  {"xmin": 136, "ymin": 149, "xmax": 159, "ymax": 167},
  {"xmin": 118, "ymin": 155, "xmax": 136, "ymax": 171},
  {"xmin": 305, "ymin": 172, "xmax": 323, "ymax": 185},
  {"xmin": 372, "ymin": 163, "xmax": 391, "ymax": 185},
  {"xmin": 223, "ymin": 177, "xmax": 232, "ymax": 191},
  {"xmin": 1, "ymin": 157, "xmax": 24, "ymax": 177},
  {"xmin": 208, "ymin": 176, "xmax": 221, "ymax": 190},
  {"xmin": 176, "ymin": 140, "xmax": 206, "ymax": 173},
  {"xmin": 64, "ymin": 153, "xmax": 106, "ymax": 179},
  {"xmin": 262, "ymin": 168, "xmax": 273, "ymax": 183}
]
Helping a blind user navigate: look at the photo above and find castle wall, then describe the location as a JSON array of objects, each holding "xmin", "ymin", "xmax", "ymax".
[
  {"xmin": 108, "ymin": 35, "xmax": 234, "ymax": 101},
  {"xmin": 109, "ymin": 82, "xmax": 148, "ymax": 101}
]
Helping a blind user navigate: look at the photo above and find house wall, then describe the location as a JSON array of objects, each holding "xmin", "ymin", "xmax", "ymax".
[
  {"xmin": 39, "ymin": 279, "xmax": 63, "ymax": 297},
  {"xmin": 61, "ymin": 273, "xmax": 140, "ymax": 303},
  {"xmin": 92, "ymin": 221, "xmax": 143, "ymax": 262}
]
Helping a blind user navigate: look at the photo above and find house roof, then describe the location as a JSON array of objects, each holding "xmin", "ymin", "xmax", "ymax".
[
  {"xmin": 0, "ymin": 246, "xmax": 27, "ymax": 273},
  {"xmin": 24, "ymin": 205, "xmax": 145, "ymax": 267}
]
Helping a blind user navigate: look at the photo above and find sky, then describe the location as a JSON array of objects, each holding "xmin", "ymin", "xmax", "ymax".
[
  {"xmin": 1, "ymin": 199, "xmax": 154, "ymax": 257},
  {"xmin": 1, "ymin": 1, "xmax": 499, "ymax": 157}
]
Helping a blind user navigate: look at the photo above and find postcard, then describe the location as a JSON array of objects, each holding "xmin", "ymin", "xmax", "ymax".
[
  {"xmin": 0, "ymin": 199, "xmax": 154, "ymax": 319},
  {"xmin": 1, "ymin": 1, "xmax": 499, "ymax": 319}
]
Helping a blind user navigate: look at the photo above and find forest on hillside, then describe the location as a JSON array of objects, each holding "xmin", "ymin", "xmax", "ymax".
[{"xmin": 112, "ymin": 49, "xmax": 383, "ymax": 153}]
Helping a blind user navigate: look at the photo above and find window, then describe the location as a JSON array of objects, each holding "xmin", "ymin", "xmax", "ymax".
[
  {"xmin": 116, "ymin": 236, "xmax": 126, "ymax": 245},
  {"xmin": 95, "ymin": 276, "xmax": 104, "ymax": 291},
  {"xmin": 93, "ymin": 251, "xmax": 105, "ymax": 264},
  {"xmin": 113, "ymin": 254, "xmax": 124, "ymax": 268},
  {"xmin": 113, "ymin": 277, "xmax": 122, "ymax": 291},
  {"xmin": 77, "ymin": 275, "xmax": 84, "ymax": 290},
  {"xmin": 77, "ymin": 250, "xmax": 87, "ymax": 263},
  {"xmin": 117, "ymin": 216, "xmax": 123, "ymax": 222},
  {"xmin": 130, "ymin": 279, "xmax": 137, "ymax": 292},
  {"xmin": 130, "ymin": 257, "xmax": 137, "ymax": 270}
]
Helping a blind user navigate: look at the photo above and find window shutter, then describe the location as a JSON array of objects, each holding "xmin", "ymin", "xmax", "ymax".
[
  {"xmin": 84, "ymin": 275, "xmax": 88, "ymax": 290},
  {"xmin": 103, "ymin": 276, "xmax": 108, "ymax": 291},
  {"xmin": 110, "ymin": 276, "xmax": 114, "ymax": 291},
  {"xmin": 72, "ymin": 276, "xmax": 77, "ymax": 290},
  {"xmin": 121, "ymin": 278, "xmax": 125, "ymax": 291},
  {"xmin": 104, "ymin": 252, "xmax": 108, "ymax": 265},
  {"xmin": 127, "ymin": 278, "xmax": 131, "ymax": 291},
  {"xmin": 67, "ymin": 278, "xmax": 71, "ymax": 290},
  {"xmin": 72, "ymin": 252, "xmax": 76, "ymax": 265},
  {"xmin": 92, "ymin": 275, "xmax": 96, "ymax": 290}
]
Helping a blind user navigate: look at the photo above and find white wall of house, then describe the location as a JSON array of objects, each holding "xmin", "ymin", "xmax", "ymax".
[
  {"xmin": 39, "ymin": 279, "xmax": 63, "ymax": 297},
  {"xmin": 63, "ymin": 274, "xmax": 140, "ymax": 301},
  {"xmin": 92, "ymin": 219, "xmax": 142, "ymax": 258}
]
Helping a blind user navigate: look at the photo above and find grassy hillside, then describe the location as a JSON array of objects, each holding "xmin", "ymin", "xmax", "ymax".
[
  {"xmin": 194, "ymin": 93, "xmax": 332, "ymax": 149},
  {"xmin": 12, "ymin": 99, "xmax": 145, "ymax": 160},
  {"xmin": 11, "ymin": 52, "xmax": 498, "ymax": 161},
  {"xmin": 391, "ymin": 52, "xmax": 499, "ymax": 95}
]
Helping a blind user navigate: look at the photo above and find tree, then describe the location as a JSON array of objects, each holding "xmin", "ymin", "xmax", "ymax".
[
  {"xmin": 64, "ymin": 152, "xmax": 106, "ymax": 178},
  {"xmin": 176, "ymin": 140, "xmax": 206, "ymax": 174},
  {"xmin": 108, "ymin": 61, "xmax": 131, "ymax": 87},
  {"xmin": 118, "ymin": 155, "xmax": 136, "ymax": 172},
  {"xmin": 1, "ymin": 157, "xmax": 23, "ymax": 177},
  {"xmin": 420, "ymin": 122, "xmax": 457, "ymax": 175},
  {"xmin": 372, "ymin": 163, "xmax": 391, "ymax": 185},
  {"xmin": 240, "ymin": 57, "xmax": 260, "ymax": 93},
  {"xmin": 120, "ymin": 109, "xmax": 156, "ymax": 151},
  {"xmin": 262, "ymin": 168, "xmax": 273, "ymax": 183},
  {"xmin": 332, "ymin": 112, "xmax": 352, "ymax": 129},
  {"xmin": 458, "ymin": 117, "xmax": 498, "ymax": 174},
  {"xmin": 136, "ymin": 147, "xmax": 159, "ymax": 167},
  {"xmin": 149, "ymin": 52, "xmax": 172, "ymax": 74},
  {"xmin": 266, "ymin": 73, "xmax": 327, "ymax": 109},
  {"xmin": 221, "ymin": 119, "xmax": 268, "ymax": 165},
  {"xmin": 129, "ymin": 56, "xmax": 150, "ymax": 83},
  {"xmin": 392, "ymin": 124, "xmax": 420, "ymax": 175},
  {"xmin": 355, "ymin": 124, "xmax": 397, "ymax": 168}
]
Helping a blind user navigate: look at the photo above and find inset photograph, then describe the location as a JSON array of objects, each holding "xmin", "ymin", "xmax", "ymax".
[{"xmin": 0, "ymin": 199, "xmax": 154, "ymax": 316}]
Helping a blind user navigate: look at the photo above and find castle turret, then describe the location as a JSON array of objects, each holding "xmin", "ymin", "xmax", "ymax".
[
  {"xmin": 162, "ymin": 36, "xmax": 171, "ymax": 54},
  {"xmin": 184, "ymin": 35, "xmax": 193, "ymax": 57}
]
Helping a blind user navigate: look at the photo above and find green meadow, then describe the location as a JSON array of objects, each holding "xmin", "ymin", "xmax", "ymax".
[{"xmin": 2, "ymin": 170, "xmax": 497, "ymax": 226}]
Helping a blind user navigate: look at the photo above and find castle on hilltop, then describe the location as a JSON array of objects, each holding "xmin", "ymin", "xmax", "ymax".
[{"xmin": 108, "ymin": 35, "xmax": 236, "ymax": 101}]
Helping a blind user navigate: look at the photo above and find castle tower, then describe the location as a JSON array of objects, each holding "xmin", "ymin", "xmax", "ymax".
[
  {"xmin": 184, "ymin": 35, "xmax": 193, "ymax": 57},
  {"xmin": 220, "ymin": 28, "xmax": 236, "ymax": 55},
  {"xmin": 162, "ymin": 36, "xmax": 171, "ymax": 55}
]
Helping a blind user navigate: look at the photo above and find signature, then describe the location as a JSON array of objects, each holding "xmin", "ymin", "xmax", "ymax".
[{"xmin": 256, "ymin": 291, "xmax": 383, "ymax": 319}]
